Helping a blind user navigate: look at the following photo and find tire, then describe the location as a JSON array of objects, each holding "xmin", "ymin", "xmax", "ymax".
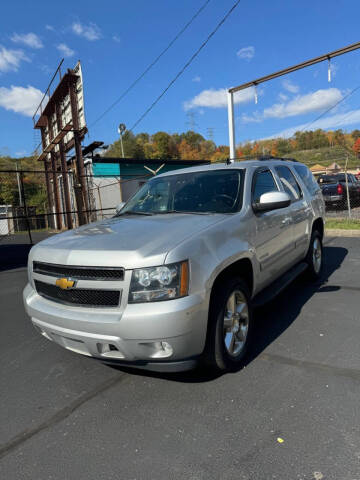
[
  {"xmin": 305, "ymin": 230, "xmax": 323, "ymax": 280},
  {"xmin": 203, "ymin": 277, "xmax": 253, "ymax": 372}
]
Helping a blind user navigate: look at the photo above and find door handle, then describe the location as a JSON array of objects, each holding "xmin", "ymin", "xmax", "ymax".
[{"xmin": 281, "ymin": 217, "xmax": 292, "ymax": 225}]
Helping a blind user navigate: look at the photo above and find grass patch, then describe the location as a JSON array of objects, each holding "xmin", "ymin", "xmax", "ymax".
[{"xmin": 326, "ymin": 218, "xmax": 360, "ymax": 230}]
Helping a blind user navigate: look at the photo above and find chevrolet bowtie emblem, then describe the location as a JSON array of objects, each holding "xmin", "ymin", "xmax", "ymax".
[{"xmin": 55, "ymin": 278, "xmax": 75, "ymax": 290}]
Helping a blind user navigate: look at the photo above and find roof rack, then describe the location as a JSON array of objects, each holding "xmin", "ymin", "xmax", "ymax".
[
  {"xmin": 256, "ymin": 155, "xmax": 298, "ymax": 162},
  {"xmin": 225, "ymin": 156, "xmax": 299, "ymax": 164}
]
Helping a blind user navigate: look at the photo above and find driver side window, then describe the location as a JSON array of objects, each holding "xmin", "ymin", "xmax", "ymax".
[{"xmin": 252, "ymin": 169, "xmax": 278, "ymax": 204}]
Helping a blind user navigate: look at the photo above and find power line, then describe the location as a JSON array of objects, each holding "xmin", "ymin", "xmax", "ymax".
[
  {"xmin": 128, "ymin": 0, "xmax": 242, "ymax": 132},
  {"xmin": 89, "ymin": 0, "xmax": 211, "ymax": 128}
]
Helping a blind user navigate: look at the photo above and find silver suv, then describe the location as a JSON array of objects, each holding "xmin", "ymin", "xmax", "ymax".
[{"xmin": 23, "ymin": 159, "xmax": 325, "ymax": 372}]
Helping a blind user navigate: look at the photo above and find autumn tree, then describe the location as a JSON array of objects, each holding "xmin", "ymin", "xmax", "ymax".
[
  {"xmin": 353, "ymin": 138, "xmax": 360, "ymax": 158},
  {"xmin": 271, "ymin": 141, "xmax": 278, "ymax": 157},
  {"xmin": 106, "ymin": 131, "xmax": 144, "ymax": 158},
  {"xmin": 351, "ymin": 129, "xmax": 360, "ymax": 141},
  {"xmin": 150, "ymin": 132, "xmax": 178, "ymax": 159}
]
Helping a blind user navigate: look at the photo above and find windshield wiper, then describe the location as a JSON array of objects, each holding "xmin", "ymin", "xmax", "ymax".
[
  {"xmin": 154, "ymin": 210, "xmax": 212, "ymax": 215},
  {"xmin": 116, "ymin": 210, "xmax": 153, "ymax": 216}
]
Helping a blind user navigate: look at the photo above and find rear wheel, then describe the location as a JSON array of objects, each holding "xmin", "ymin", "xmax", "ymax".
[
  {"xmin": 204, "ymin": 277, "xmax": 253, "ymax": 372},
  {"xmin": 305, "ymin": 230, "xmax": 323, "ymax": 280}
]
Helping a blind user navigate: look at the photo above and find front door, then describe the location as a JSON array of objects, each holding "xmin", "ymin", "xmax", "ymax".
[{"xmin": 251, "ymin": 167, "xmax": 294, "ymax": 289}]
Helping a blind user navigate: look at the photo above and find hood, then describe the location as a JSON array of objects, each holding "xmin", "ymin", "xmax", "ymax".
[{"xmin": 30, "ymin": 213, "xmax": 225, "ymax": 269}]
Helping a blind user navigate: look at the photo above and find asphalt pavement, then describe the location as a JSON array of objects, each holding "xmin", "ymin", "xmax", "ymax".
[{"xmin": 0, "ymin": 236, "xmax": 359, "ymax": 480}]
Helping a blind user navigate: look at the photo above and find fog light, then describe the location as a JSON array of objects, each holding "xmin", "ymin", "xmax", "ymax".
[
  {"xmin": 139, "ymin": 341, "xmax": 173, "ymax": 359},
  {"xmin": 160, "ymin": 341, "xmax": 172, "ymax": 352}
]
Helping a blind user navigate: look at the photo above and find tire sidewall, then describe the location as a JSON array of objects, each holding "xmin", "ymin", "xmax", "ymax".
[
  {"xmin": 306, "ymin": 230, "xmax": 323, "ymax": 280},
  {"xmin": 206, "ymin": 277, "xmax": 253, "ymax": 371}
]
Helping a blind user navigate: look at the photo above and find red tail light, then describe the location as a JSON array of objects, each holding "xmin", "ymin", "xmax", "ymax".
[{"xmin": 337, "ymin": 184, "xmax": 343, "ymax": 195}]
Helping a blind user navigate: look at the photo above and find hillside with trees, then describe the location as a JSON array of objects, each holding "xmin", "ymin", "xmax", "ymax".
[
  {"xmin": 2, "ymin": 127, "xmax": 360, "ymax": 174},
  {"xmin": 105, "ymin": 128, "xmax": 360, "ymax": 168}
]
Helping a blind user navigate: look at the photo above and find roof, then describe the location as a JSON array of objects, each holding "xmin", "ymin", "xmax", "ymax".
[
  {"xmin": 158, "ymin": 158, "xmax": 304, "ymax": 178},
  {"xmin": 310, "ymin": 164, "xmax": 326, "ymax": 172},
  {"xmin": 327, "ymin": 162, "xmax": 341, "ymax": 170}
]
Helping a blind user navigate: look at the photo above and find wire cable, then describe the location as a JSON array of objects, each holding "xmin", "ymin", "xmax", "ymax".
[
  {"xmin": 128, "ymin": 0, "xmax": 242, "ymax": 132},
  {"xmin": 89, "ymin": 0, "xmax": 212, "ymax": 128}
]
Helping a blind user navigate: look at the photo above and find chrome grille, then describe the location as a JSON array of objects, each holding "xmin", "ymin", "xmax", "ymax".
[
  {"xmin": 33, "ymin": 262, "xmax": 124, "ymax": 281},
  {"xmin": 35, "ymin": 280, "xmax": 121, "ymax": 308}
]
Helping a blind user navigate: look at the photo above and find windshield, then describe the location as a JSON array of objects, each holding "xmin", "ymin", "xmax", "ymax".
[
  {"xmin": 118, "ymin": 169, "xmax": 244, "ymax": 215},
  {"xmin": 318, "ymin": 174, "xmax": 346, "ymax": 184}
]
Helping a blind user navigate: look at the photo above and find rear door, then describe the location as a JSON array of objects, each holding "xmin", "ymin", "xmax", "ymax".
[
  {"xmin": 274, "ymin": 165, "xmax": 310, "ymax": 261},
  {"xmin": 252, "ymin": 167, "xmax": 294, "ymax": 288}
]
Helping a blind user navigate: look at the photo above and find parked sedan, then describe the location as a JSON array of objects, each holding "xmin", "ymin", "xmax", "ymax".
[{"xmin": 318, "ymin": 173, "xmax": 360, "ymax": 208}]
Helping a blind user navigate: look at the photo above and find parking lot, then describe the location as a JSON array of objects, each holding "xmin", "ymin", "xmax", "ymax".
[{"xmin": 0, "ymin": 235, "xmax": 359, "ymax": 480}]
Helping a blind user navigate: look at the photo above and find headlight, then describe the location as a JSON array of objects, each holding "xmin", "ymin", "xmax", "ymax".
[{"xmin": 128, "ymin": 261, "xmax": 189, "ymax": 303}]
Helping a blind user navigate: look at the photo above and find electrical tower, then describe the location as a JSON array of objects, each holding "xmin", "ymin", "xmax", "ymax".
[
  {"xmin": 186, "ymin": 111, "xmax": 198, "ymax": 131},
  {"xmin": 207, "ymin": 127, "xmax": 214, "ymax": 142}
]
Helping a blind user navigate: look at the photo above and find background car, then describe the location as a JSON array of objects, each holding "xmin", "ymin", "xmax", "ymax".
[{"xmin": 317, "ymin": 173, "xmax": 360, "ymax": 208}]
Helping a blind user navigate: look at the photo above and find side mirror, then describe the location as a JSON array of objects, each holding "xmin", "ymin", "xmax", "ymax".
[
  {"xmin": 253, "ymin": 191, "xmax": 291, "ymax": 213},
  {"xmin": 115, "ymin": 202, "xmax": 125, "ymax": 214}
]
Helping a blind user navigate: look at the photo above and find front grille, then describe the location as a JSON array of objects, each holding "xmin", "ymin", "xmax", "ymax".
[
  {"xmin": 35, "ymin": 280, "xmax": 121, "ymax": 308},
  {"xmin": 33, "ymin": 262, "xmax": 124, "ymax": 281}
]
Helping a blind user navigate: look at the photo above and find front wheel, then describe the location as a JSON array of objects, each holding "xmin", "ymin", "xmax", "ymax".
[
  {"xmin": 203, "ymin": 277, "xmax": 253, "ymax": 372},
  {"xmin": 305, "ymin": 230, "xmax": 323, "ymax": 280}
]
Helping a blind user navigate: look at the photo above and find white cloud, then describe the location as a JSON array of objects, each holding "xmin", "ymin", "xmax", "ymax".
[
  {"xmin": 45, "ymin": 25, "xmax": 54, "ymax": 31},
  {"xmin": 264, "ymin": 88, "xmax": 342, "ymax": 119},
  {"xmin": 282, "ymin": 79, "xmax": 299, "ymax": 94},
  {"xmin": 72, "ymin": 22, "xmax": 101, "ymax": 41},
  {"xmin": 57, "ymin": 43, "xmax": 75, "ymax": 57},
  {"xmin": 242, "ymin": 88, "xmax": 343, "ymax": 123},
  {"xmin": 0, "ymin": 85, "xmax": 44, "ymax": 117},
  {"xmin": 11, "ymin": 32, "xmax": 43, "ymax": 49},
  {"xmin": 236, "ymin": 46, "xmax": 255, "ymax": 60},
  {"xmin": 241, "ymin": 112, "xmax": 262, "ymax": 123},
  {"xmin": 184, "ymin": 87, "xmax": 256, "ymax": 110},
  {"xmin": 278, "ymin": 93, "xmax": 288, "ymax": 101},
  {"xmin": 192, "ymin": 75, "xmax": 201, "ymax": 82},
  {"xmin": 264, "ymin": 109, "xmax": 360, "ymax": 139},
  {"xmin": 15, "ymin": 150, "xmax": 27, "ymax": 157},
  {"xmin": 0, "ymin": 46, "xmax": 28, "ymax": 72},
  {"xmin": 112, "ymin": 35, "xmax": 121, "ymax": 43}
]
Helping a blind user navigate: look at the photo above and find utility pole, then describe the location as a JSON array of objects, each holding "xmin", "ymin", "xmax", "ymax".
[
  {"xmin": 118, "ymin": 123, "xmax": 126, "ymax": 158},
  {"xmin": 15, "ymin": 161, "xmax": 23, "ymax": 207}
]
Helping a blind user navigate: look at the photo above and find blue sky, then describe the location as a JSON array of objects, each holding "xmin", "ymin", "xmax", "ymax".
[{"xmin": 2, "ymin": 0, "xmax": 360, "ymax": 157}]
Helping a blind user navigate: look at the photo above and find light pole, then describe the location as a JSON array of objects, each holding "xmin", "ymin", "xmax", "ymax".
[{"xmin": 117, "ymin": 123, "xmax": 126, "ymax": 158}]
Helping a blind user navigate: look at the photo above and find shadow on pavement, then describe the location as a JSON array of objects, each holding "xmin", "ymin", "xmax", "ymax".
[
  {"xmin": 111, "ymin": 245, "xmax": 347, "ymax": 383},
  {"xmin": 0, "ymin": 244, "xmax": 32, "ymax": 272},
  {"xmin": 244, "ymin": 245, "xmax": 347, "ymax": 367},
  {"xmin": 0, "ymin": 232, "xmax": 54, "ymax": 272}
]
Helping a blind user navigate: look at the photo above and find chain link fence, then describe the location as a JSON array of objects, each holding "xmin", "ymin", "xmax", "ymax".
[
  {"xmin": 311, "ymin": 155, "xmax": 360, "ymax": 221},
  {"xmin": 0, "ymin": 168, "xmax": 151, "ymax": 246}
]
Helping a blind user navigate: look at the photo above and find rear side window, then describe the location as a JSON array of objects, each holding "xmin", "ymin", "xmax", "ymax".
[
  {"xmin": 275, "ymin": 165, "xmax": 302, "ymax": 201},
  {"xmin": 295, "ymin": 165, "xmax": 321, "ymax": 194},
  {"xmin": 252, "ymin": 169, "xmax": 278, "ymax": 203}
]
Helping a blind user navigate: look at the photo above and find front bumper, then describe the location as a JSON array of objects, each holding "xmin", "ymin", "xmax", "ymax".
[{"xmin": 23, "ymin": 283, "xmax": 208, "ymax": 372}]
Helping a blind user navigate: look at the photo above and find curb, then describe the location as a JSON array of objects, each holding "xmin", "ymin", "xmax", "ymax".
[{"xmin": 325, "ymin": 228, "xmax": 360, "ymax": 237}]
